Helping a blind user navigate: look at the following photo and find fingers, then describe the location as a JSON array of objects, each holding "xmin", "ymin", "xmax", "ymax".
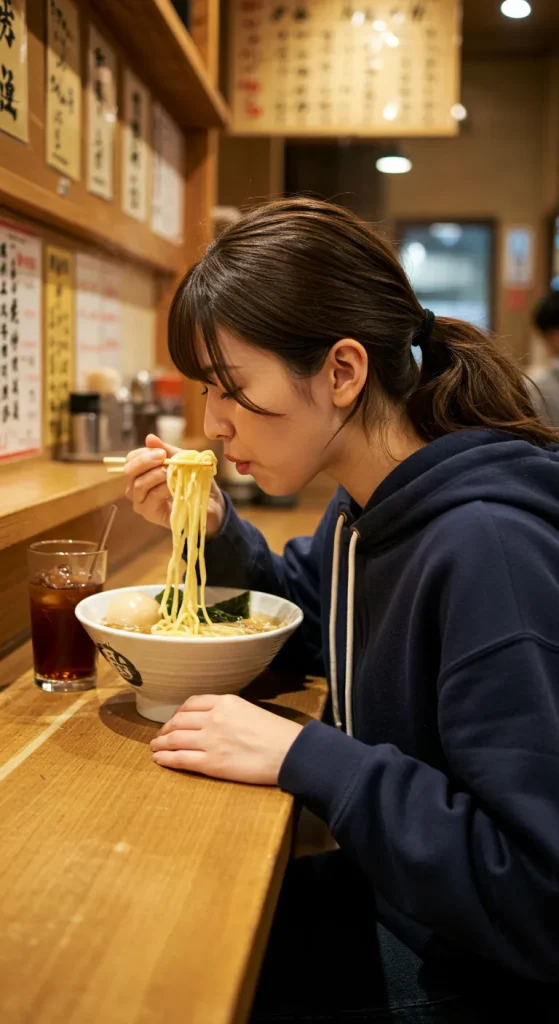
[
  {"xmin": 145, "ymin": 433, "xmax": 181, "ymax": 457},
  {"xmin": 156, "ymin": 711, "xmax": 206, "ymax": 736},
  {"xmin": 126, "ymin": 467, "xmax": 168, "ymax": 507},
  {"xmin": 124, "ymin": 447, "xmax": 166, "ymax": 477},
  {"xmin": 152, "ymin": 749, "xmax": 206, "ymax": 772},
  {"xmin": 179, "ymin": 694, "xmax": 218, "ymax": 712},
  {"xmin": 151, "ymin": 729, "xmax": 205, "ymax": 753}
]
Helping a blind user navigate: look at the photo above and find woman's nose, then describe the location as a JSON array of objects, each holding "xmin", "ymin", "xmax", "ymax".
[{"xmin": 204, "ymin": 395, "xmax": 234, "ymax": 442}]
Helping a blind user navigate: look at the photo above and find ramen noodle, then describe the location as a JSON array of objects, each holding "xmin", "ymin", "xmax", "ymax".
[{"xmin": 152, "ymin": 449, "xmax": 217, "ymax": 636}]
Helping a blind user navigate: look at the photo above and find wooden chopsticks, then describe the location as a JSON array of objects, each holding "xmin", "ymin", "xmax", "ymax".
[{"xmin": 103, "ymin": 456, "xmax": 213, "ymax": 474}]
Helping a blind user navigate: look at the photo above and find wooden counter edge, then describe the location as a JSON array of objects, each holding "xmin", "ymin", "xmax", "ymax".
[{"xmin": 0, "ymin": 460, "xmax": 126, "ymax": 552}]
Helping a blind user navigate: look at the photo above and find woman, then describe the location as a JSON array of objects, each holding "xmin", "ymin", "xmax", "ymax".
[{"xmin": 125, "ymin": 199, "xmax": 559, "ymax": 1022}]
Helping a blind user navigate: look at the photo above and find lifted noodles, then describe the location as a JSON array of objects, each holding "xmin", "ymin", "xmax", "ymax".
[{"xmin": 152, "ymin": 450, "xmax": 217, "ymax": 636}]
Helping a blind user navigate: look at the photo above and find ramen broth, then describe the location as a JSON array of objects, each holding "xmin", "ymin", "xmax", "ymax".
[{"xmin": 103, "ymin": 615, "xmax": 282, "ymax": 637}]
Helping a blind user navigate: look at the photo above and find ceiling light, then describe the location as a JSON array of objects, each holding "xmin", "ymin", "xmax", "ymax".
[
  {"xmin": 372, "ymin": 19, "xmax": 386, "ymax": 31},
  {"xmin": 500, "ymin": 1, "xmax": 531, "ymax": 19},
  {"xmin": 382, "ymin": 102, "xmax": 399, "ymax": 121},
  {"xmin": 376, "ymin": 153, "xmax": 412, "ymax": 174},
  {"xmin": 451, "ymin": 103, "xmax": 468, "ymax": 121},
  {"xmin": 351, "ymin": 10, "xmax": 365, "ymax": 26},
  {"xmin": 384, "ymin": 32, "xmax": 400, "ymax": 47}
]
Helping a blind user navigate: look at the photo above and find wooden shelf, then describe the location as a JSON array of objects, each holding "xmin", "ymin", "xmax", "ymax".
[
  {"xmin": 0, "ymin": 167, "xmax": 184, "ymax": 276},
  {"xmin": 89, "ymin": 0, "xmax": 230, "ymax": 131},
  {"xmin": 0, "ymin": 459, "xmax": 126, "ymax": 553}
]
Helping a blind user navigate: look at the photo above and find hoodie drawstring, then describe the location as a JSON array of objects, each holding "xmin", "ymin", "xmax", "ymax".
[
  {"xmin": 328, "ymin": 513, "xmax": 345, "ymax": 730},
  {"xmin": 328, "ymin": 514, "xmax": 359, "ymax": 738},
  {"xmin": 345, "ymin": 529, "xmax": 359, "ymax": 738}
]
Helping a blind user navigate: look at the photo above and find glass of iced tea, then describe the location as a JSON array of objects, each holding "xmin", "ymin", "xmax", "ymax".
[{"xmin": 27, "ymin": 540, "xmax": 108, "ymax": 692}]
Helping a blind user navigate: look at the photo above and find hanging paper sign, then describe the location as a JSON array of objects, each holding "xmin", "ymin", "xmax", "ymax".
[
  {"xmin": 0, "ymin": 0, "xmax": 29, "ymax": 142},
  {"xmin": 503, "ymin": 226, "xmax": 535, "ymax": 290},
  {"xmin": 122, "ymin": 69, "xmax": 150, "ymax": 222},
  {"xmin": 76, "ymin": 251, "xmax": 102, "ymax": 387},
  {"xmin": 151, "ymin": 103, "xmax": 184, "ymax": 244},
  {"xmin": 45, "ymin": 245, "xmax": 74, "ymax": 447},
  {"xmin": 87, "ymin": 23, "xmax": 117, "ymax": 200},
  {"xmin": 46, "ymin": 0, "xmax": 81, "ymax": 180},
  {"xmin": 76, "ymin": 252, "xmax": 121, "ymax": 386},
  {"xmin": 0, "ymin": 219, "xmax": 41, "ymax": 461}
]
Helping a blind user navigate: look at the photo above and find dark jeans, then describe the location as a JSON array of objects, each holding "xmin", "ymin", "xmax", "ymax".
[{"xmin": 250, "ymin": 850, "xmax": 558, "ymax": 1023}]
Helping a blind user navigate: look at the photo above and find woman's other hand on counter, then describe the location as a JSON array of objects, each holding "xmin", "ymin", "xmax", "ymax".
[
  {"xmin": 150, "ymin": 693, "xmax": 303, "ymax": 785},
  {"xmin": 124, "ymin": 434, "xmax": 226, "ymax": 536}
]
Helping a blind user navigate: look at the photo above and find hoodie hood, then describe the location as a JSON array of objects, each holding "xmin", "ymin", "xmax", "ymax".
[{"xmin": 351, "ymin": 429, "xmax": 559, "ymax": 550}]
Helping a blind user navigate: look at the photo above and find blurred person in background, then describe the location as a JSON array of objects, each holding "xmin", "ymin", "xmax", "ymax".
[{"xmin": 530, "ymin": 291, "xmax": 559, "ymax": 426}]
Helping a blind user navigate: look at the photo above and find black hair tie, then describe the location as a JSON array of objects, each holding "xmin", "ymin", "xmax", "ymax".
[{"xmin": 413, "ymin": 308, "xmax": 436, "ymax": 350}]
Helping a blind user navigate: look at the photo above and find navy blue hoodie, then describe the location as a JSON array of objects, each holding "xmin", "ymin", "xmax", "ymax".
[{"xmin": 203, "ymin": 429, "xmax": 559, "ymax": 982}]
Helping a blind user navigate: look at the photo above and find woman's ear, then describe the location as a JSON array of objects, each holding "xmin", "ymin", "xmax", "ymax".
[{"xmin": 326, "ymin": 339, "xmax": 368, "ymax": 409}]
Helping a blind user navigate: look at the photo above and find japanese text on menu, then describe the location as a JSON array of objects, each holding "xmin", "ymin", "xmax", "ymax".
[
  {"xmin": 75, "ymin": 252, "xmax": 121, "ymax": 387},
  {"xmin": 87, "ymin": 24, "xmax": 117, "ymax": 200},
  {"xmin": 230, "ymin": 0, "xmax": 460, "ymax": 137},
  {"xmin": 46, "ymin": 0, "xmax": 81, "ymax": 180},
  {"xmin": 122, "ymin": 69, "xmax": 150, "ymax": 222},
  {"xmin": 45, "ymin": 246, "xmax": 74, "ymax": 447},
  {"xmin": 151, "ymin": 104, "xmax": 184, "ymax": 245},
  {"xmin": 0, "ymin": 221, "xmax": 41, "ymax": 461},
  {"xmin": 0, "ymin": 0, "xmax": 28, "ymax": 142}
]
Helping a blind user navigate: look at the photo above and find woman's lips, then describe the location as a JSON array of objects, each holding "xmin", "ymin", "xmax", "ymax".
[{"xmin": 225, "ymin": 454, "xmax": 252, "ymax": 475}]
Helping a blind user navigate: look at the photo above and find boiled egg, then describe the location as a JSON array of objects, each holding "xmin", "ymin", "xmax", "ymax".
[{"xmin": 106, "ymin": 591, "xmax": 161, "ymax": 630}]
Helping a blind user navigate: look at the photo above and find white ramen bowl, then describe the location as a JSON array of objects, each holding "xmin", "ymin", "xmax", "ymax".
[{"xmin": 75, "ymin": 585, "xmax": 304, "ymax": 723}]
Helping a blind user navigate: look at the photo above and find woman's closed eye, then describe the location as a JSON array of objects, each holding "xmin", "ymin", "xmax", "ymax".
[{"xmin": 200, "ymin": 383, "xmax": 241, "ymax": 402}]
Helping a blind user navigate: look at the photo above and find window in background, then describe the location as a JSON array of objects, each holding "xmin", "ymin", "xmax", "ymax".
[{"xmin": 398, "ymin": 222, "xmax": 495, "ymax": 330}]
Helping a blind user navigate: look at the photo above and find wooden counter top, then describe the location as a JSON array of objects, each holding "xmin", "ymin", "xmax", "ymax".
[
  {"xmin": 0, "ymin": 459, "xmax": 126, "ymax": 553},
  {"xmin": 0, "ymin": 535, "xmax": 328, "ymax": 1024}
]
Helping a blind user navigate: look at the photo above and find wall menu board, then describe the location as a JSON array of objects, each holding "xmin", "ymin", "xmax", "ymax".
[
  {"xmin": 45, "ymin": 245, "xmax": 74, "ymax": 447},
  {"xmin": 229, "ymin": 0, "xmax": 461, "ymax": 137},
  {"xmin": 0, "ymin": 220, "xmax": 41, "ymax": 461},
  {"xmin": 0, "ymin": 0, "xmax": 29, "ymax": 143},
  {"xmin": 151, "ymin": 104, "xmax": 184, "ymax": 245},
  {"xmin": 122, "ymin": 69, "xmax": 151, "ymax": 223},
  {"xmin": 87, "ymin": 24, "xmax": 117, "ymax": 201},
  {"xmin": 76, "ymin": 252, "xmax": 122, "ymax": 387},
  {"xmin": 46, "ymin": 0, "xmax": 81, "ymax": 180}
]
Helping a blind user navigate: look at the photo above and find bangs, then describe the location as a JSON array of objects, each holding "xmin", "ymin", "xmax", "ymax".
[{"xmin": 168, "ymin": 261, "xmax": 277, "ymax": 416}]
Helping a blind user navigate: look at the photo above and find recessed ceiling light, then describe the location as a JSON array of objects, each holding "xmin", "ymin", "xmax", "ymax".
[
  {"xmin": 382, "ymin": 102, "xmax": 399, "ymax": 121},
  {"xmin": 500, "ymin": 1, "xmax": 532, "ymax": 19},
  {"xmin": 351, "ymin": 10, "xmax": 365, "ymax": 26},
  {"xmin": 384, "ymin": 32, "xmax": 400, "ymax": 47},
  {"xmin": 451, "ymin": 103, "xmax": 468, "ymax": 121},
  {"xmin": 376, "ymin": 154, "xmax": 412, "ymax": 174}
]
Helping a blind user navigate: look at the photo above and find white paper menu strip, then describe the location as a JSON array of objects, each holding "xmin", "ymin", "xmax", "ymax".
[
  {"xmin": 100, "ymin": 259, "xmax": 121, "ymax": 370},
  {"xmin": 122, "ymin": 69, "xmax": 150, "ymax": 223},
  {"xmin": 76, "ymin": 252, "xmax": 121, "ymax": 388},
  {"xmin": 76, "ymin": 252, "xmax": 102, "ymax": 387},
  {"xmin": 151, "ymin": 103, "xmax": 184, "ymax": 245},
  {"xmin": 0, "ymin": 220, "xmax": 42, "ymax": 461}
]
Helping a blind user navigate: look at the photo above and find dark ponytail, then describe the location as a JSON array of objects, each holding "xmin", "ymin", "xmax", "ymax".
[
  {"xmin": 169, "ymin": 197, "xmax": 559, "ymax": 448},
  {"xmin": 407, "ymin": 316, "xmax": 558, "ymax": 445}
]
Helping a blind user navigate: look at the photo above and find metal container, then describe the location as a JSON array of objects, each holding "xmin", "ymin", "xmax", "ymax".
[{"xmin": 69, "ymin": 392, "xmax": 100, "ymax": 456}]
